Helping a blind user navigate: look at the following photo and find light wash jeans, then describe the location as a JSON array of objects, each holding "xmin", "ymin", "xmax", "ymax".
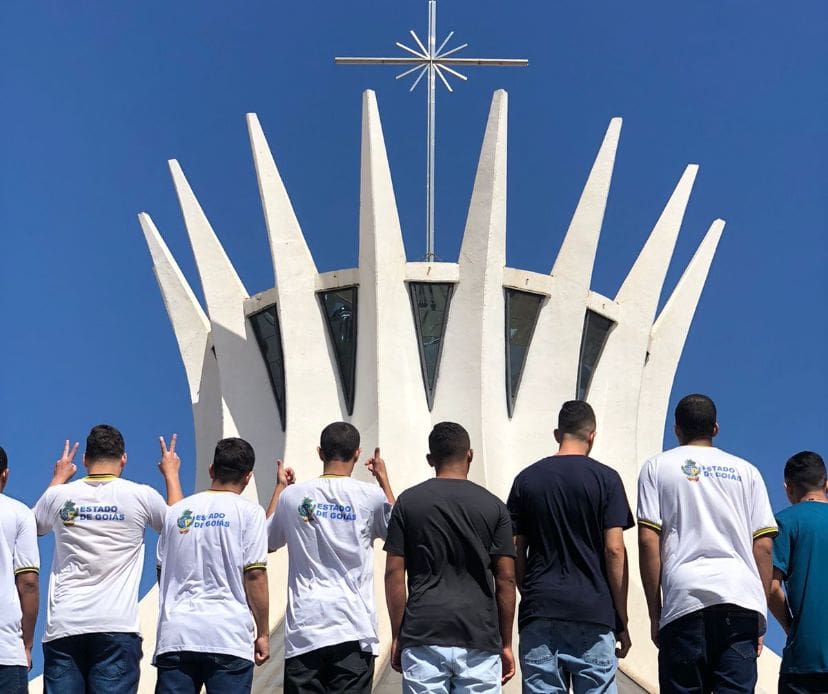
[
  {"xmin": 402, "ymin": 645, "xmax": 502, "ymax": 694},
  {"xmin": 519, "ymin": 618, "xmax": 617, "ymax": 694}
]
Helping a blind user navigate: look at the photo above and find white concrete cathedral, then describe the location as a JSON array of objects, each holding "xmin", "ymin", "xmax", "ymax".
[{"xmin": 31, "ymin": 90, "xmax": 781, "ymax": 692}]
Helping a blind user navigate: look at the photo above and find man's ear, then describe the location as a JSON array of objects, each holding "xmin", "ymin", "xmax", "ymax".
[
  {"xmin": 83, "ymin": 453, "xmax": 89, "ymax": 471},
  {"xmin": 426, "ymin": 454, "xmax": 436, "ymax": 468},
  {"xmin": 467, "ymin": 449, "xmax": 474, "ymax": 464},
  {"xmin": 712, "ymin": 423, "xmax": 720, "ymax": 438},
  {"xmin": 208, "ymin": 463, "xmax": 216, "ymax": 481},
  {"xmin": 352, "ymin": 448, "xmax": 361, "ymax": 464},
  {"xmin": 242, "ymin": 471, "xmax": 253, "ymax": 488},
  {"xmin": 120, "ymin": 453, "xmax": 127, "ymax": 471},
  {"xmin": 317, "ymin": 447, "xmax": 324, "ymax": 463},
  {"xmin": 674, "ymin": 423, "xmax": 683, "ymax": 443},
  {"xmin": 553, "ymin": 429, "xmax": 562, "ymax": 445},
  {"xmin": 587, "ymin": 431, "xmax": 597, "ymax": 446}
]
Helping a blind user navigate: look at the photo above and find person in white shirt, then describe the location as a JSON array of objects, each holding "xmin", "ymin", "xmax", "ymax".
[
  {"xmin": 267, "ymin": 422, "xmax": 394, "ymax": 694},
  {"xmin": 637, "ymin": 394, "xmax": 777, "ymax": 694},
  {"xmin": 0, "ymin": 446, "xmax": 39, "ymax": 694},
  {"xmin": 33, "ymin": 425, "xmax": 183, "ymax": 694},
  {"xmin": 154, "ymin": 437, "xmax": 272, "ymax": 694}
]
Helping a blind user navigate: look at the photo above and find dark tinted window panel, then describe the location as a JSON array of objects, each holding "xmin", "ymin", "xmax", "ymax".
[
  {"xmin": 408, "ymin": 282, "xmax": 454, "ymax": 410},
  {"xmin": 505, "ymin": 289, "xmax": 544, "ymax": 417},
  {"xmin": 320, "ymin": 287, "xmax": 358, "ymax": 415},
  {"xmin": 249, "ymin": 306, "xmax": 287, "ymax": 431},
  {"xmin": 577, "ymin": 310, "xmax": 615, "ymax": 400}
]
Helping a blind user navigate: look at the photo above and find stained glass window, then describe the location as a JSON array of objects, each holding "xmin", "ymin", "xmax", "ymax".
[
  {"xmin": 409, "ymin": 282, "xmax": 454, "ymax": 409},
  {"xmin": 505, "ymin": 289, "xmax": 544, "ymax": 417},
  {"xmin": 319, "ymin": 287, "xmax": 358, "ymax": 415},
  {"xmin": 576, "ymin": 310, "xmax": 615, "ymax": 400},
  {"xmin": 249, "ymin": 306, "xmax": 287, "ymax": 430}
]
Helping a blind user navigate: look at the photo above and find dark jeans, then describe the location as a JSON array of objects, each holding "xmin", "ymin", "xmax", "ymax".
[
  {"xmin": 43, "ymin": 632, "xmax": 142, "ymax": 694},
  {"xmin": 284, "ymin": 641, "xmax": 375, "ymax": 694},
  {"xmin": 155, "ymin": 651, "xmax": 253, "ymax": 694},
  {"xmin": 0, "ymin": 665, "xmax": 28, "ymax": 694},
  {"xmin": 659, "ymin": 604, "xmax": 760, "ymax": 694},
  {"xmin": 779, "ymin": 672, "xmax": 828, "ymax": 694}
]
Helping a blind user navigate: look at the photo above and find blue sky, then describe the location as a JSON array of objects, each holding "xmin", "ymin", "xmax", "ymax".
[{"xmin": 1, "ymin": 0, "xmax": 826, "ymax": 677}]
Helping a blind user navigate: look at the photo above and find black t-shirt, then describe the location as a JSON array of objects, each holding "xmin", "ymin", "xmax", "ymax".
[
  {"xmin": 507, "ymin": 455, "xmax": 634, "ymax": 630},
  {"xmin": 384, "ymin": 478, "xmax": 516, "ymax": 653}
]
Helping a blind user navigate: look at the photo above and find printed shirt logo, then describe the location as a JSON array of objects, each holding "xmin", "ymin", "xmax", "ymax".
[
  {"xmin": 680, "ymin": 459, "xmax": 743, "ymax": 483},
  {"xmin": 297, "ymin": 497, "xmax": 357, "ymax": 523},
  {"xmin": 177, "ymin": 509, "xmax": 194, "ymax": 534},
  {"xmin": 682, "ymin": 460, "xmax": 701, "ymax": 482},
  {"xmin": 59, "ymin": 500, "xmax": 125, "ymax": 524},
  {"xmin": 60, "ymin": 501, "xmax": 78, "ymax": 526},
  {"xmin": 298, "ymin": 497, "xmax": 316, "ymax": 523}
]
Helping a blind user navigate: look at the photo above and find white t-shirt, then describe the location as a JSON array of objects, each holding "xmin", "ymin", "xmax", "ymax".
[
  {"xmin": 155, "ymin": 491, "xmax": 267, "ymax": 662},
  {"xmin": 637, "ymin": 445, "xmax": 777, "ymax": 629},
  {"xmin": 0, "ymin": 494, "xmax": 39, "ymax": 666},
  {"xmin": 33, "ymin": 475, "xmax": 167, "ymax": 641},
  {"xmin": 268, "ymin": 477, "xmax": 391, "ymax": 659}
]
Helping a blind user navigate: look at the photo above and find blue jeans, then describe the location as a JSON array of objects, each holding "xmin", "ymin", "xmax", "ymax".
[
  {"xmin": 155, "ymin": 651, "xmax": 253, "ymax": 694},
  {"xmin": 0, "ymin": 665, "xmax": 28, "ymax": 694},
  {"xmin": 519, "ymin": 618, "xmax": 617, "ymax": 694},
  {"xmin": 658, "ymin": 604, "xmax": 759, "ymax": 694},
  {"xmin": 401, "ymin": 645, "xmax": 501, "ymax": 694},
  {"xmin": 43, "ymin": 632, "xmax": 142, "ymax": 694}
]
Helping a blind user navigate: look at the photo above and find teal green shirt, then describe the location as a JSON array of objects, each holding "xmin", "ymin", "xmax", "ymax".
[{"xmin": 773, "ymin": 501, "xmax": 828, "ymax": 673}]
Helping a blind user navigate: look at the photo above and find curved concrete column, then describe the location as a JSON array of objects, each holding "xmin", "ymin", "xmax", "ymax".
[{"xmin": 433, "ymin": 90, "xmax": 509, "ymax": 494}]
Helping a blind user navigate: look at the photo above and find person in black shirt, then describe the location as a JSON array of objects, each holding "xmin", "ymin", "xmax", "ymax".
[
  {"xmin": 507, "ymin": 400, "xmax": 634, "ymax": 693},
  {"xmin": 384, "ymin": 422, "xmax": 517, "ymax": 693}
]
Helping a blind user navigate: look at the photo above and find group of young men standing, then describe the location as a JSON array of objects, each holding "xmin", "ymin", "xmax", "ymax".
[{"xmin": 0, "ymin": 394, "xmax": 825, "ymax": 693}]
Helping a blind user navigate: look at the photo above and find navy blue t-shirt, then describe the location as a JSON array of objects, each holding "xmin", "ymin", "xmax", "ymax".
[{"xmin": 507, "ymin": 455, "xmax": 634, "ymax": 630}]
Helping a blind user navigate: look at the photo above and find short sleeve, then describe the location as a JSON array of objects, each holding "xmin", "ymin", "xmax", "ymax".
[
  {"xmin": 383, "ymin": 500, "xmax": 405, "ymax": 556},
  {"xmin": 772, "ymin": 512, "xmax": 791, "ymax": 578},
  {"xmin": 156, "ymin": 509, "xmax": 171, "ymax": 570},
  {"xmin": 371, "ymin": 488, "xmax": 392, "ymax": 541},
  {"xmin": 14, "ymin": 508, "xmax": 40, "ymax": 575},
  {"xmin": 749, "ymin": 468, "xmax": 778, "ymax": 540},
  {"xmin": 144, "ymin": 486, "xmax": 168, "ymax": 533},
  {"xmin": 243, "ymin": 505, "xmax": 268, "ymax": 572},
  {"xmin": 490, "ymin": 502, "xmax": 517, "ymax": 557},
  {"xmin": 636, "ymin": 458, "xmax": 662, "ymax": 532},
  {"xmin": 33, "ymin": 488, "xmax": 56, "ymax": 536},
  {"xmin": 506, "ymin": 476, "xmax": 526, "ymax": 536},
  {"xmin": 267, "ymin": 495, "xmax": 288, "ymax": 552},
  {"xmin": 604, "ymin": 470, "xmax": 635, "ymax": 530}
]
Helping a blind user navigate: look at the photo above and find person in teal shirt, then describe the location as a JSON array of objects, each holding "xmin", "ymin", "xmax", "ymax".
[{"xmin": 769, "ymin": 450, "xmax": 828, "ymax": 694}]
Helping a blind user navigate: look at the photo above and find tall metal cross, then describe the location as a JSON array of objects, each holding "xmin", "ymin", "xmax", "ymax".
[{"xmin": 336, "ymin": 0, "xmax": 528, "ymax": 262}]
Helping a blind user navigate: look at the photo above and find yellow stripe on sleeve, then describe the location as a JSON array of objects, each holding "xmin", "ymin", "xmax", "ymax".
[
  {"xmin": 753, "ymin": 527, "xmax": 778, "ymax": 539},
  {"xmin": 14, "ymin": 567, "xmax": 39, "ymax": 575},
  {"xmin": 638, "ymin": 519, "xmax": 662, "ymax": 532},
  {"xmin": 244, "ymin": 562, "xmax": 267, "ymax": 572}
]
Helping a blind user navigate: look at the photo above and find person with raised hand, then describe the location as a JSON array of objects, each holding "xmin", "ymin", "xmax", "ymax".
[
  {"xmin": 0, "ymin": 446, "xmax": 39, "ymax": 694},
  {"xmin": 33, "ymin": 425, "xmax": 183, "ymax": 694},
  {"xmin": 385, "ymin": 422, "xmax": 517, "ymax": 693},
  {"xmin": 154, "ymin": 437, "xmax": 271, "ymax": 694},
  {"xmin": 267, "ymin": 422, "xmax": 394, "ymax": 694}
]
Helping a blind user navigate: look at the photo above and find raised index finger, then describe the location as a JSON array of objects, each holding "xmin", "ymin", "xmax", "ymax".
[
  {"xmin": 159, "ymin": 436, "xmax": 168, "ymax": 456},
  {"xmin": 62, "ymin": 440, "xmax": 70, "ymax": 459},
  {"xmin": 374, "ymin": 447, "xmax": 381, "ymax": 461},
  {"xmin": 68, "ymin": 442, "xmax": 79, "ymax": 461},
  {"xmin": 169, "ymin": 434, "xmax": 177, "ymax": 454}
]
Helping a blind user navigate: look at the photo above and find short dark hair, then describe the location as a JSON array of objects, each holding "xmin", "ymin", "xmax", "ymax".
[
  {"xmin": 320, "ymin": 422, "xmax": 360, "ymax": 462},
  {"xmin": 429, "ymin": 422, "xmax": 470, "ymax": 464},
  {"xmin": 784, "ymin": 451, "xmax": 826, "ymax": 493},
  {"xmin": 557, "ymin": 400, "xmax": 596, "ymax": 441},
  {"xmin": 0, "ymin": 447, "xmax": 7, "ymax": 474},
  {"xmin": 213, "ymin": 438, "xmax": 256, "ymax": 484},
  {"xmin": 675, "ymin": 394, "xmax": 717, "ymax": 441},
  {"xmin": 86, "ymin": 425, "xmax": 125, "ymax": 463}
]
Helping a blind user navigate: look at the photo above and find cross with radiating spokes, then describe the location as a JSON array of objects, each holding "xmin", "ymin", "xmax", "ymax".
[{"xmin": 335, "ymin": 0, "xmax": 527, "ymax": 261}]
